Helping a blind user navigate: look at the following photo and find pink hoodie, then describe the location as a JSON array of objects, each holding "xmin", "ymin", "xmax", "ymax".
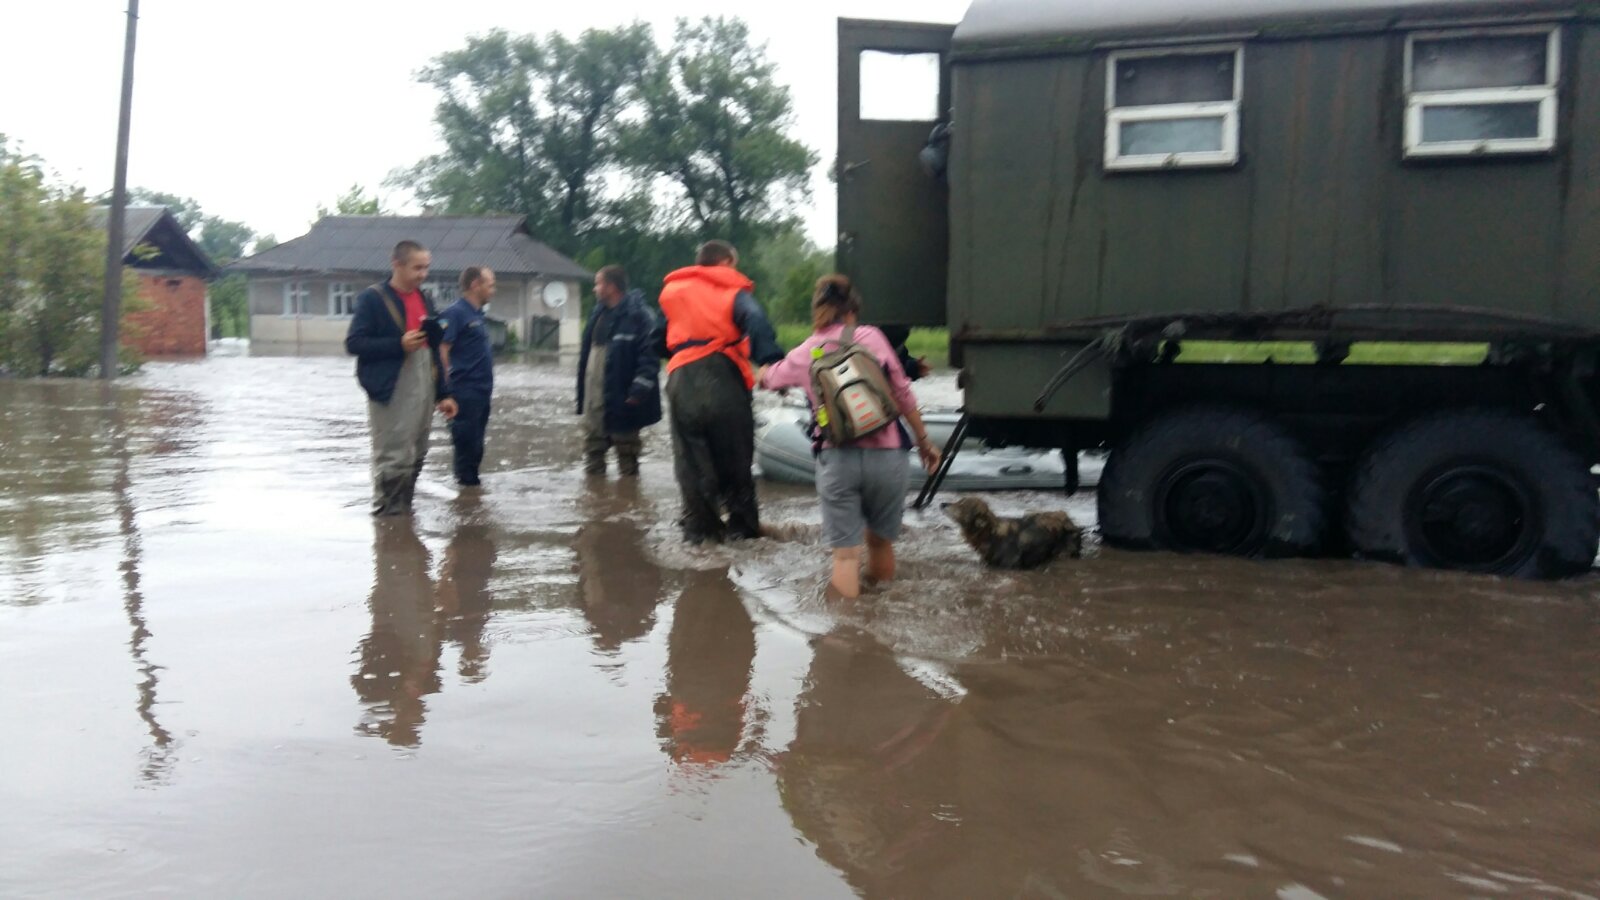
[{"xmin": 758, "ymin": 323, "xmax": 917, "ymax": 450}]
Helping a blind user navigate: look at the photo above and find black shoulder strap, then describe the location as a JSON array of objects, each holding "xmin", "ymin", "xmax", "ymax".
[{"xmin": 370, "ymin": 282, "xmax": 405, "ymax": 331}]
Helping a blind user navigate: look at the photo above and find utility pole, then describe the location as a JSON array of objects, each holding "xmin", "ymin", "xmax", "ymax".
[{"xmin": 100, "ymin": 0, "xmax": 140, "ymax": 380}]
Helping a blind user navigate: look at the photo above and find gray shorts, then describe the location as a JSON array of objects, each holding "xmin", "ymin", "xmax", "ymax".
[{"xmin": 816, "ymin": 447, "xmax": 910, "ymax": 548}]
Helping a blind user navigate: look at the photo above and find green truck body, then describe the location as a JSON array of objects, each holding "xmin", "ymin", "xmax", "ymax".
[{"xmin": 838, "ymin": 1, "xmax": 1600, "ymax": 577}]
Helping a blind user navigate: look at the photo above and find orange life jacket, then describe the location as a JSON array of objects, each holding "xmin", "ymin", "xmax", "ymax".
[{"xmin": 659, "ymin": 265, "xmax": 756, "ymax": 388}]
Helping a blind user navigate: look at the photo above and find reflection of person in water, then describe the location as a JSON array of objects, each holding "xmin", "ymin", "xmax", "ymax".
[
  {"xmin": 435, "ymin": 517, "xmax": 498, "ymax": 682},
  {"xmin": 574, "ymin": 481, "xmax": 664, "ymax": 652},
  {"xmin": 655, "ymin": 568, "xmax": 757, "ymax": 766},
  {"xmin": 354, "ymin": 519, "xmax": 442, "ymax": 747},
  {"xmin": 776, "ymin": 631, "xmax": 961, "ymax": 896}
]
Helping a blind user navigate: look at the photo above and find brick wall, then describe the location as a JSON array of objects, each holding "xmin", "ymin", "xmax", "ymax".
[{"xmin": 125, "ymin": 274, "xmax": 207, "ymax": 357}]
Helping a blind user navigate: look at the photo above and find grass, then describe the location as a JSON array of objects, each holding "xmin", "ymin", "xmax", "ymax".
[
  {"xmin": 775, "ymin": 324, "xmax": 950, "ymax": 363},
  {"xmin": 1166, "ymin": 340, "xmax": 1490, "ymax": 366}
]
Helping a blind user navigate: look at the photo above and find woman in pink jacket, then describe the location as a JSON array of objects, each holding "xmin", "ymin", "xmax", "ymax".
[{"xmin": 757, "ymin": 275, "xmax": 941, "ymax": 598}]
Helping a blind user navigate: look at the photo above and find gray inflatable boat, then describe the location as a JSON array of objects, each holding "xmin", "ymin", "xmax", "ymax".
[{"xmin": 753, "ymin": 405, "xmax": 1103, "ymax": 492}]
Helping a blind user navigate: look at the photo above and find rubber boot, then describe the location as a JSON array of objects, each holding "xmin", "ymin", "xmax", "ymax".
[
  {"xmin": 373, "ymin": 476, "xmax": 409, "ymax": 517},
  {"xmin": 584, "ymin": 453, "xmax": 607, "ymax": 477},
  {"xmin": 399, "ymin": 464, "xmax": 423, "ymax": 512},
  {"xmin": 617, "ymin": 451, "xmax": 640, "ymax": 477}
]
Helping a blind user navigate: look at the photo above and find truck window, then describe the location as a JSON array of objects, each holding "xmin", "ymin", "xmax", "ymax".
[
  {"xmin": 1105, "ymin": 46, "xmax": 1242, "ymax": 171},
  {"xmin": 1404, "ymin": 27, "xmax": 1559, "ymax": 158},
  {"xmin": 859, "ymin": 51, "xmax": 941, "ymax": 122}
]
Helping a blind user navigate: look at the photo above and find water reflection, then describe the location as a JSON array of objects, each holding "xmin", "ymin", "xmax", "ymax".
[
  {"xmin": 436, "ymin": 498, "xmax": 499, "ymax": 683},
  {"xmin": 778, "ymin": 632, "xmax": 959, "ymax": 895},
  {"xmin": 353, "ymin": 520, "xmax": 443, "ymax": 747},
  {"xmin": 656, "ymin": 569, "xmax": 757, "ymax": 767},
  {"xmin": 109, "ymin": 387, "xmax": 177, "ymax": 784},
  {"xmin": 575, "ymin": 480, "xmax": 662, "ymax": 652}
]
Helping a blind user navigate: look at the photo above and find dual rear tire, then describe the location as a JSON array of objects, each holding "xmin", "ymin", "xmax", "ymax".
[{"xmin": 1098, "ymin": 406, "xmax": 1598, "ymax": 579}]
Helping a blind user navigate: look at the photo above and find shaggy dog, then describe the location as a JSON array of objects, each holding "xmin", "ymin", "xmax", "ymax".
[{"xmin": 943, "ymin": 497, "xmax": 1083, "ymax": 570}]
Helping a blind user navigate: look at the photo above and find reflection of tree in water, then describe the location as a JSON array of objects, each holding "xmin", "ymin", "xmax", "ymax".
[
  {"xmin": 574, "ymin": 481, "xmax": 663, "ymax": 653},
  {"xmin": 354, "ymin": 513, "xmax": 501, "ymax": 746},
  {"xmin": 655, "ymin": 568, "xmax": 757, "ymax": 767},
  {"xmin": 354, "ymin": 521, "xmax": 444, "ymax": 747}
]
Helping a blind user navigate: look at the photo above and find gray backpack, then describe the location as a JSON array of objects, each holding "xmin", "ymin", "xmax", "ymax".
[{"xmin": 808, "ymin": 324, "xmax": 901, "ymax": 445}]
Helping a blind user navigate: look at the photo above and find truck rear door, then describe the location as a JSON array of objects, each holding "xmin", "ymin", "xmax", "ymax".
[{"xmin": 837, "ymin": 19, "xmax": 955, "ymax": 327}]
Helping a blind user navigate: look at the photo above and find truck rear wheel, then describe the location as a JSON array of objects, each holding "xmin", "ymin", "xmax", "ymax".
[
  {"xmin": 1346, "ymin": 411, "xmax": 1598, "ymax": 579},
  {"xmin": 1098, "ymin": 407, "xmax": 1326, "ymax": 558}
]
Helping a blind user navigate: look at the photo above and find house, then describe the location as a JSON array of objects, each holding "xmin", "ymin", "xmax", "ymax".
[
  {"xmin": 92, "ymin": 206, "xmax": 217, "ymax": 357},
  {"xmin": 229, "ymin": 215, "xmax": 590, "ymax": 353}
]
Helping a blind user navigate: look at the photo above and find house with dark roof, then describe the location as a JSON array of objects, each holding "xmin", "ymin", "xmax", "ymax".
[
  {"xmin": 91, "ymin": 206, "xmax": 218, "ymax": 357},
  {"xmin": 229, "ymin": 215, "xmax": 590, "ymax": 352}
]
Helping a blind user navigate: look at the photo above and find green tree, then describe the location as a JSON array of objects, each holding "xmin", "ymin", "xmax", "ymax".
[
  {"xmin": 0, "ymin": 137, "xmax": 46, "ymax": 324},
  {"xmin": 316, "ymin": 183, "xmax": 383, "ymax": 219},
  {"xmin": 252, "ymin": 233, "xmax": 278, "ymax": 253},
  {"xmin": 626, "ymin": 17, "xmax": 817, "ymax": 250},
  {"xmin": 0, "ymin": 141, "xmax": 140, "ymax": 377},
  {"xmin": 742, "ymin": 223, "xmax": 831, "ymax": 323},
  {"xmin": 399, "ymin": 24, "xmax": 657, "ymax": 253}
]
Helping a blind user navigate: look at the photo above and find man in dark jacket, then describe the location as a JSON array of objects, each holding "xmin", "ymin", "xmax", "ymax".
[
  {"xmin": 345, "ymin": 240, "xmax": 457, "ymax": 516},
  {"xmin": 657, "ymin": 241, "xmax": 784, "ymax": 543},
  {"xmin": 576, "ymin": 265, "xmax": 663, "ymax": 477},
  {"xmin": 439, "ymin": 266, "xmax": 497, "ymax": 487}
]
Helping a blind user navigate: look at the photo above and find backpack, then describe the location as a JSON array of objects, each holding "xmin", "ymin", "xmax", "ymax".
[{"xmin": 808, "ymin": 324, "xmax": 901, "ymax": 445}]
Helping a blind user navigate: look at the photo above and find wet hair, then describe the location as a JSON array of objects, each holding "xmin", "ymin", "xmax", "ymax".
[
  {"xmin": 812, "ymin": 274, "xmax": 862, "ymax": 331},
  {"xmin": 596, "ymin": 264, "xmax": 628, "ymax": 293},
  {"xmin": 392, "ymin": 240, "xmax": 426, "ymax": 264},
  {"xmin": 459, "ymin": 266, "xmax": 487, "ymax": 293},
  {"xmin": 695, "ymin": 240, "xmax": 738, "ymax": 267}
]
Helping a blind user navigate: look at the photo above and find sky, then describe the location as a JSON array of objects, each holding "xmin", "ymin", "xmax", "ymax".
[{"xmin": 1, "ymin": 0, "xmax": 970, "ymax": 250}]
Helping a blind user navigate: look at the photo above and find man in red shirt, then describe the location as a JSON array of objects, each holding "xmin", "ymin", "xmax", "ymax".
[{"xmin": 345, "ymin": 241, "xmax": 458, "ymax": 515}]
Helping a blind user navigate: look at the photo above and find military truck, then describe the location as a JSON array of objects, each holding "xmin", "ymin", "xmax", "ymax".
[{"xmin": 838, "ymin": 0, "xmax": 1600, "ymax": 578}]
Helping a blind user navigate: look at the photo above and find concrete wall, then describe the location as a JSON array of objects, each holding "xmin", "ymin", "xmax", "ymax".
[
  {"xmin": 248, "ymin": 274, "xmax": 584, "ymax": 351},
  {"xmin": 125, "ymin": 273, "xmax": 207, "ymax": 357}
]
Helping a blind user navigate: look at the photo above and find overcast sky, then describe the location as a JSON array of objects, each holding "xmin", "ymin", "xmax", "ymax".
[{"xmin": 1, "ymin": 0, "xmax": 969, "ymax": 250}]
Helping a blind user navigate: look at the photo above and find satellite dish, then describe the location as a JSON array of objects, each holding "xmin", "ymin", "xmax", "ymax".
[{"xmin": 542, "ymin": 281, "xmax": 569, "ymax": 309}]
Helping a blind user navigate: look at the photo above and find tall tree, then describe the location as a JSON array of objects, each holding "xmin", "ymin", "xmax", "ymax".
[
  {"xmin": 627, "ymin": 17, "xmax": 817, "ymax": 250},
  {"xmin": 0, "ymin": 144, "xmax": 138, "ymax": 377},
  {"xmin": 316, "ymin": 183, "xmax": 384, "ymax": 219},
  {"xmin": 399, "ymin": 24, "xmax": 657, "ymax": 253}
]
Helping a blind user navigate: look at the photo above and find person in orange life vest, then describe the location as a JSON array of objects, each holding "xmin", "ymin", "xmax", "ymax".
[{"xmin": 657, "ymin": 240, "xmax": 785, "ymax": 544}]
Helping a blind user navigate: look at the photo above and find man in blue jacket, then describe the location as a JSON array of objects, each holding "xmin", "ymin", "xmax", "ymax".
[
  {"xmin": 576, "ymin": 265, "xmax": 663, "ymax": 477},
  {"xmin": 439, "ymin": 266, "xmax": 497, "ymax": 487},
  {"xmin": 345, "ymin": 240, "xmax": 457, "ymax": 515}
]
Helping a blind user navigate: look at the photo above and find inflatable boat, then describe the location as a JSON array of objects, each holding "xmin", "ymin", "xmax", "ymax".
[{"xmin": 754, "ymin": 405, "xmax": 1103, "ymax": 492}]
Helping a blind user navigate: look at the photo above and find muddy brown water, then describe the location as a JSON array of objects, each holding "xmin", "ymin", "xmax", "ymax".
[{"xmin": 1, "ymin": 351, "xmax": 1597, "ymax": 899}]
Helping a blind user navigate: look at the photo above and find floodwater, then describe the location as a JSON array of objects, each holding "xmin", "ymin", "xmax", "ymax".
[{"xmin": 2, "ymin": 349, "xmax": 1597, "ymax": 899}]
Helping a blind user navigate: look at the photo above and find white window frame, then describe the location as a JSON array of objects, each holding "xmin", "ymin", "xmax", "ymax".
[
  {"xmin": 328, "ymin": 282, "xmax": 356, "ymax": 318},
  {"xmin": 1105, "ymin": 44, "xmax": 1244, "ymax": 172},
  {"xmin": 1403, "ymin": 26, "xmax": 1561, "ymax": 159},
  {"xmin": 281, "ymin": 280, "xmax": 310, "ymax": 318}
]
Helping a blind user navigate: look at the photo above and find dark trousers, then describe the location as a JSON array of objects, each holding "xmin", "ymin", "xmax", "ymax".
[
  {"xmin": 449, "ymin": 391, "xmax": 492, "ymax": 485},
  {"xmin": 666, "ymin": 355, "xmax": 759, "ymax": 543}
]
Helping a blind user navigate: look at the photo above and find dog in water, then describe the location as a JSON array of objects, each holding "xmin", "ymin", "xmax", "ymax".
[{"xmin": 943, "ymin": 497, "xmax": 1083, "ymax": 570}]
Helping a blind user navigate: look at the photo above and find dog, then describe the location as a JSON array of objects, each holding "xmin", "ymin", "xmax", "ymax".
[{"xmin": 943, "ymin": 497, "xmax": 1083, "ymax": 570}]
